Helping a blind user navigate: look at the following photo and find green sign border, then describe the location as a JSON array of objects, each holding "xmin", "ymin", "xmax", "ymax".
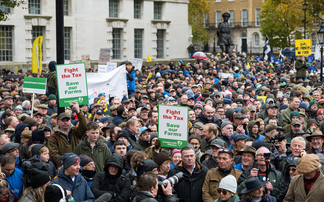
[
  {"xmin": 23, "ymin": 77, "xmax": 47, "ymax": 94},
  {"xmin": 55, "ymin": 62, "xmax": 89, "ymax": 107},
  {"xmin": 158, "ymin": 104, "xmax": 189, "ymax": 149}
]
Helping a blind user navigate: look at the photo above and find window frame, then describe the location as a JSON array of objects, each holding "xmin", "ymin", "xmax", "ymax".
[
  {"xmin": 0, "ymin": 26, "xmax": 13, "ymax": 62},
  {"xmin": 254, "ymin": 34, "xmax": 259, "ymax": 47},
  {"xmin": 255, "ymin": 8, "xmax": 261, "ymax": 26},
  {"xmin": 156, "ymin": 29, "xmax": 164, "ymax": 59},
  {"xmin": 154, "ymin": 1, "xmax": 162, "ymax": 20},
  {"xmin": 216, "ymin": 11, "xmax": 221, "ymax": 27},
  {"xmin": 28, "ymin": 0, "xmax": 41, "ymax": 15},
  {"xmin": 109, "ymin": 0, "xmax": 119, "ymax": 18},
  {"xmin": 134, "ymin": 0, "xmax": 141, "ymax": 19},
  {"xmin": 241, "ymin": 9, "xmax": 247, "ymax": 27},
  {"xmin": 112, "ymin": 28, "xmax": 122, "ymax": 59},
  {"xmin": 64, "ymin": 27, "xmax": 71, "ymax": 60}
]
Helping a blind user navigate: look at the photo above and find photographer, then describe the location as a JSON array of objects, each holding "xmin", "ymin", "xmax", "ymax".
[
  {"xmin": 134, "ymin": 172, "xmax": 176, "ymax": 202},
  {"xmin": 237, "ymin": 147, "xmax": 282, "ymax": 198}
]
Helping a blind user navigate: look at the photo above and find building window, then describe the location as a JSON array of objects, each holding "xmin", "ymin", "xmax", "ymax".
[
  {"xmin": 32, "ymin": 26, "xmax": 44, "ymax": 59},
  {"xmin": 154, "ymin": 2, "xmax": 162, "ymax": 20},
  {"xmin": 134, "ymin": 29, "xmax": 143, "ymax": 58},
  {"xmin": 204, "ymin": 14, "xmax": 209, "ymax": 28},
  {"xmin": 157, "ymin": 29, "xmax": 164, "ymax": 58},
  {"xmin": 64, "ymin": 27, "xmax": 71, "ymax": 60},
  {"xmin": 216, "ymin": 0, "xmax": 221, "ymax": 2},
  {"xmin": 311, "ymin": 34, "xmax": 317, "ymax": 46},
  {"xmin": 134, "ymin": 0, "xmax": 141, "ymax": 19},
  {"xmin": 254, "ymin": 34, "xmax": 259, "ymax": 47},
  {"xmin": 229, "ymin": 10, "xmax": 234, "ymax": 27},
  {"xmin": 0, "ymin": 26, "xmax": 13, "ymax": 61},
  {"xmin": 255, "ymin": 8, "xmax": 261, "ymax": 26},
  {"xmin": 63, "ymin": 0, "xmax": 69, "ymax": 16},
  {"xmin": 29, "ymin": 0, "xmax": 41, "ymax": 14},
  {"xmin": 0, "ymin": 0, "xmax": 11, "ymax": 13},
  {"xmin": 242, "ymin": 9, "xmax": 247, "ymax": 27},
  {"xmin": 112, "ymin": 28, "xmax": 121, "ymax": 59},
  {"xmin": 216, "ymin": 11, "xmax": 221, "ymax": 27},
  {"xmin": 109, "ymin": 0, "xmax": 119, "ymax": 18}
]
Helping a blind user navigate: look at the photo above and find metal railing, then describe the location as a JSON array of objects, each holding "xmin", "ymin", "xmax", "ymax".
[{"xmin": 204, "ymin": 21, "xmax": 261, "ymax": 29}]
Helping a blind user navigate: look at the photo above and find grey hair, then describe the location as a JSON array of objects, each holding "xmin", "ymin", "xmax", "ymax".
[
  {"xmin": 34, "ymin": 99, "xmax": 40, "ymax": 105},
  {"xmin": 255, "ymin": 146, "xmax": 270, "ymax": 156},
  {"xmin": 22, "ymin": 100, "xmax": 31, "ymax": 107},
  {"xmin": 291, "ymin": 137, "xmax": 306, "ymax": 149}
]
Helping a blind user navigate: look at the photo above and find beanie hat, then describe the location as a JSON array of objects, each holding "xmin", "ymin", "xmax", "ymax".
[
  {"xmin": 150, "ymin": 132, "xmax": 158, "ymax": 143},
  {"xmin": 45, "ymin": 184, "xmax": 67, "ymax": 202},
  {"xmin": 309, "ymin": 100, "xmax": 319, "ymax": 107},
  {"xmin": 280, "ymin": 104, "xmax": 288, "ymax": 110},
  {"xmin": 116, "ymin": 130, "xmax": 130, "ymax": 141},
  {"xmin": 317, "ymin": 109, "xmax": 324, "ymax": 116},
  {"xmin": 155, "ymin": 152, "xmax": 171, "ymax": 166},
  {"xmin": 48, "ymin": 94, "xmax": 57, "ymax": 101},
  {"xmin": 48, "ymin": 61, "xmax": 56, "ymax": 72},
  {"xmin": 32, "ymin": 129, "xmax": 45, "ymax": 144},
  {"xmin": 193, "ymin": 103, "xmax": 203, "ymax": 111},
  {"xmin": 63, "ymin": 153, "xmax": 80, "ymax": 169},
  {"xmin": 30, "ymin": 168, "xmax": 51, "ymax": 188},
  {"xmin": 223, "ymin": 95, "xmax": 232, "ymax": 104},
  {"xmin": 221, "ymin": 121, "xmax": 233, "ymax": 130},
  {"xmin": 164, "ymin": 82, "xmax": 171, "ymax": 90},
  {"xmin": 31, "ymin": 144, "xmax": 46, "ymax": 157},
  {"xmin": 79, "ymin": 154, "xmax": 94, "ymax": 167},
  {"xmin": 290, "ymin": 111, "xmax": 300, "ymax": 119},
  {"xmin": 172, "ymin": 149, "xmax": 181, "ymax": 157},
  {"xmin": 219, "ymin": 175, "xmax": 237, "ymax": 193}
]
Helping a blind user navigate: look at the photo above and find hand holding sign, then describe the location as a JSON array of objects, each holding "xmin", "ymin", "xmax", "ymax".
[{"xmin": 72, "ymin": 101, "xmax": 80, "ymax": 114}]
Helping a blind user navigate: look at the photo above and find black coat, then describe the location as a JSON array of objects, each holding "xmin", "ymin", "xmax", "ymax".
[
  {"xmin": 202, "ymin": 157, "xmax": 218, "ymax": 170},
  {"xmin": 168, "ymin": 161, "xmax": 208, "ymax": 202},
  {"xmin": 134, "ymin": 191, "xmax": 177, "ymax": 202},
  {"xmin": 195, "ymin": 112, "xmax": 221, "ymax": 129},
  {"xmin": 91, "ymin": 153, "xmax": 132, "ymax": 202}
]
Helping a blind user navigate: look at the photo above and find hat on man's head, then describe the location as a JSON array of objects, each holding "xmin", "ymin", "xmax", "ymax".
[
  {"xmin": 306, "ymin": 130, "xmax": 324, "ymax": 142},
  {"xmin": 221, "ymin": 121, "xmax": 233, "ymax": 129},
  {"xmin": 211, "ymin": 138, "xmax": 226, "ymax": 148},
  {"xmin": 266, "ymin": 98, "xmax": 274, "ymax": 104},
  {"xmin": 155, "ymin": 152, "xmax": 171, "ymax": 166},
  {"xmin": 30, "ymin": 168, "xmax": 51, "ymax": 188},
  {"xmin": 45, "ymin": 184, "xmax": 67, "ymax": 202},
  {"xmin": 238, "ymin": 146, "xmax": 256, "ymax": 156},
  {"xmin": 193, "ymin": 122, "xmax": 204, "ymax": 130},
  {"xmin": 32, "ymin": 129, "xmax": 45, "ymax": 144},
  {"xmin": 63, "ymin": 153, "xmax": 80, "ymax": 169},
  {"xmin": 317, "ymin": 109, "xmax": 324, "ymax": 116},
  {"xmin": 264, "ymin": 124, "xmax": 278, "ymax": 133},
  {"xmin": 58, "ymin": 112, "xmax": 71, "ymax": 120},
  {"xmin": 240, "ymin": 177, "xmax": 267, "ymax": 194},
  {"xmin": 96, "ymin": 109, "xmax": 104, "ymax": 115},
  {"xmin": 296, "ymin": 154, "xmax": 320, "ymax": 174},
  {"xmin": 1, "ymin": 143, "xmax": 19, "ymax": 154},
  {"xmin": 38, "ymin": 104, "xmax": 48, "ymax": 109},
  {"xmin": 290, "ymin": 111, "xmax": 300, "ymax": 119},
  {"xmin": 219, "ymin": 175, "xmax": 237, "ymax": 194},
  {"xmin": 48, "ymin": 94, "xmax": 57, "ymax": 101},
  {"xmin": 79, "ymin": 154, "xmax": 94, "ymax": 167},
  {"xmin": 234, "ymin": 113, "xmax": 245, "ymax": 119},
  {"xmin": 233, "ymin": 134, "xmax": 248, "ymax": 143}
]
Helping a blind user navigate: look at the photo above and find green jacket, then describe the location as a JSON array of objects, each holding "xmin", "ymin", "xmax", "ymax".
[
  {"xmin": 73, "ymin": 136, "xmax": 111, "ymax": 173},
  {"xmin": 295, "ymin": 59, "xmax": 309, "ymax": 78},
  {"xmin": 237, "ymin": 164, "xmax": 282, "ymax": 197},
  {"xmin": 48, "ymin": 111, "xmax": 87, "ymax": 166},
  {"xmin": 279, "ymin": 106, "xmax": 294, "ymax": 126},
  {"xmin": 46, "ymin": 71, "xmax": 57, "ymax": 89},
  {"xmin": 133, "ymin": 139, "xmax": 151, "ymax": 151},
  {"xmin": 215, "ymin": 195, "xmax": 239, "ymax": 202}
]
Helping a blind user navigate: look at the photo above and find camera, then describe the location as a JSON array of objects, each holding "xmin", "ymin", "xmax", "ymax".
[
  {"xmin": 263, "ymin": 153, "xmax": 271, "ymax": 160},
  {"xmin": 158, "ymin": 172, "xmax": 184, "ymax": 188}
]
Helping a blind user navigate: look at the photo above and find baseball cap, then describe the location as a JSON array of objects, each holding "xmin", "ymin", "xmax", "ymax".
[{"xmin": 58, "ymin": 112, "xmax": 71, "ymax": 120}]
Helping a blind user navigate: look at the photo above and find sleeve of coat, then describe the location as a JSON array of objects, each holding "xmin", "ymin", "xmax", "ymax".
[
  {"xmin": 201, "ymin": 171, "xmax": 214, "ymax": 202},
  {"xmin": 103, "ymin": 144, "xmax": 112, "ymax": 163},
  {"xmin": 283, "ymin": 176, "xmax": 297, "ymax": 202},
  {"xmin": 111, "ymin": 176, "xmax": 132, "ymax": 202},
  {"xmin": 48, "ymin": 138, "xmax": 60, "ymax": 166},
  {"xmin": 74, "ymin": 111, "xmax": 87, "ymax": 138},
  {"xmin": 81, "ymin": 181, "xmax": 95, "ymax": 202},
  {"xmin": 91, "ymin": 173, "xmax": 109, "ymax": 199},
  {"xmin": 237, "ymin": 171, "xmax": 251, "ymax": 196},
  {"xmin": 271, "ymin": 171, "xmax": 282, "ymax": 196},
  {"xmin": 73, "ymin": 144, "xmax": 81, "ymax": 156}
]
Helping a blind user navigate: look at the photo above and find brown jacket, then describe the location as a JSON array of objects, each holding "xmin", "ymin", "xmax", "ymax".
[
  {"xmin": 48, "ymin": 111, "xmax": 87, "ymax": 165},
  {"xmin": 202, "ymin": 167, "xmax": 242, "ymax": 202},
  {"xmin": 283, "ymin": 172, "xmax": 324, "ymax": 202}
]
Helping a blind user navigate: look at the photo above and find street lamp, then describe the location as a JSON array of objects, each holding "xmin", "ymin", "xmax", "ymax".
[
  {"xmin": 302, "ymin": 1, "xmax": 308, "ymax": 39},
  {"xmin": 213, "ymin": 36, "xmax": 216, "ymax": 53},
  {"xmin": 317, "ymin": 21, "xmax": 324, "ymax": 82}
]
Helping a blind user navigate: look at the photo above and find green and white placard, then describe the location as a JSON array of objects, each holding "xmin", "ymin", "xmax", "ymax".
[
  {"xmin": 158, "ymin": 105, "xmax": 189, "ymax": 148},
  {"xmin": 23, "ymin": 77, "xmax": 47, "ymax": 94},
  {"xmin": 56, "ymin": 62, "xmax": 89, "ymax": 107}
]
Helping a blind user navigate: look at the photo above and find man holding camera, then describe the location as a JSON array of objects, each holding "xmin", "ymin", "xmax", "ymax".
[
  {"xmin": 135, "ymin": 172, "xmax": 176, "ymax": 202},
  {"xmin": 168, "ymin": 146, "xmax": 207, "ymax": 202},
  {"xmin": 262, "ymin": 124, "xmax": 279, "ymax": 144},
  {"xmin": 237, "ymin": 147, "xmax": 282, "ymax": 197}
]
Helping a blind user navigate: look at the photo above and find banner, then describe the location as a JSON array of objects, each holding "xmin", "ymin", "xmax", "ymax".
[
  {"xmin": 81, "ymin": 54, "xmax": 91, "ymax": 68},
  {"xmin": 32, "ymin": 36, "xmax": 43, "ymax": 73},
  {"xmin": 158, "ymin": 105, "xmax": 188, "ymax": 149},
  {"xmin": 256, "ymin": 56, "xmax": 261, "ymax": 62},
  {"xmin": 23, "ymin": 77, "xmax": 47, "ymax": 94},
  {"xmin": 257, "ymin": 96, "xmax": 267, "ymax": 103},
  {"xmin": 271, "ymin": 56, "xmax": 275, "ymax": 63},
  {"xmin": 218, "ymin": 73, "xmax": 233, "ymax": 79},
  {"xmin": 87, "ymin": 65, "xmax": 128, "ymax": 104},
  {"xmin": 315, "ymin": 45, "xmax": 322, "ymax": 60},
  {"xmin": 99, "ymin": 48, "xmax": 111, "ymax": 64},
  {"xmin": 129, "ymin": 57, "xmax": 143, "ymax": 71},
  {"xmin": 107, "ymin": 62, "xmax": 117, "ymax": 72},
  {"xmin": 98, "ymin": 65, "xmax": 107, "ymax": 73},
  {"xmin": 308, "ymin": 54, "xmax": 314, "ymax": 63},
  {"xmin": 295, "ymin": 39, "xmax": 311, "ymax": 56},
  {"xmin": 56, "ymin": 63, "xmax": 89, "ymax": 107}
]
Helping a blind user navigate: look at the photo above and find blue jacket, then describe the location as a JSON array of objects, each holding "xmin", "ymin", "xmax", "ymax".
[
  {"xmin": 51, "ymin": 167, "xmax": 95, "ymax": 202},
  {"xmin": 233, "ymin": 163, "xmax": 245, "ymax": 172},
  {"xmin": 127, "ymin": 70, "xmax": 136, "ymax": 94},
  {"xmin": 247, "ymin": 133, "xmax": 265, "ymax": 141},
  {"xmin": 6, "ymin": 168, "xmax": 23, "ymax": 197},
  {"xmin": 112, "ymin": 115, "xmax": 125, "ymax": 126}
]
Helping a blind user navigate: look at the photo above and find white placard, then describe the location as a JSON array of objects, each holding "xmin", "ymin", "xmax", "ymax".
[
  {"xmin": 107, "ymin": 62, "xmax": 117, "ymax": 72},
  {"xmin": 98, "ymin": 65, "xmax": 108, "ymax": 73},
  {"xmin": 128, "ymin": 57, "xmax": 143, "ymax": 71}
]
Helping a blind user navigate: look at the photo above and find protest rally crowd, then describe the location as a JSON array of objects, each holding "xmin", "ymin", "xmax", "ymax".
[{"xmin": 0, "ymin": 52, "xmax": 323, "ymax": 202}]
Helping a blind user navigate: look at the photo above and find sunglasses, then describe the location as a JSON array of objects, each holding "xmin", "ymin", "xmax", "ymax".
[
  {"xmin": 289, "ymin": 168, "xmax": 296, "ymax": 172},
  {"xmin": 218, "ymin": 189, "xmax": 228, "ymax": 195},
  {"xmin": 219, "ymin": 149, "xmax": 230, "ymax": 153}
]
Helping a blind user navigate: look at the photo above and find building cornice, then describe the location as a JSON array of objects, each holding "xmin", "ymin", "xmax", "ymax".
[
  {"xmin": 151, "ymin": 20, "xmax": 171, "ymax": 24},
  {"xmin": 106, "ymin": 18, "xmax": 129, "ymax": 22},
  {"xmin": 24, "ymin": 15, "xmax": 52, "ymax": 20}
]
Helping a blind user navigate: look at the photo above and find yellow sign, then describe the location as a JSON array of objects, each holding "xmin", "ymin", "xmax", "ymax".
[
  {"xmin": 147, "ymin": 55, "xmax": 151, "ymax": 62},
  {"xmin": 15, "ymin": 67, "xmax": 18, "ymax": 72},
  {"xmin": 295, "ymin": 39, "xmax": 311, "ymax": 56},
  {"xmin": 257, "ymin": 96, "xmax": 267, "ymax": 103},
  {"xmin": 32, "ymin": 36, "xmax": 43, "ymax": 73},
  {"xmin": 146, "ymin": 73, "xmax": 152, "ymax": 83}
]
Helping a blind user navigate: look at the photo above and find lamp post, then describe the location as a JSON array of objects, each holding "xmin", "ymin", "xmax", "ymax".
[
  {"xmin": 213, "ymin": 36, "xmax": 216, "ymax": 53},
  {"xmin": 317, "ymin": 21, "xmax": 324, "ymax": 82},
  {"xmin": 302, "ymin": 1, "xmax": 308, "ymax": 39}
]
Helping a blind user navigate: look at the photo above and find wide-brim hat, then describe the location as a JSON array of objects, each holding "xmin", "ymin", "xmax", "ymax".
[
  {"xmin": 241, "ymin": 177, "xmax": 267, "ymax": 194},
  {"xmin": 306, "ymin": 130, "xmax": 324, "ymax": 142}
]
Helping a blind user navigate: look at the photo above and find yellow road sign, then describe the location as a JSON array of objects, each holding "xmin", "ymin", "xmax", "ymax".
[
  {"xmin": 147, "ymin": 55, "xmax": 151, "ymax": 62},
  {"xmin": 295, "ymin": 39, "xmax": 311, "ymax": 56}
]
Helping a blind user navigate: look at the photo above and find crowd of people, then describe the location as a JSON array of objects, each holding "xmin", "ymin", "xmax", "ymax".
[{"xmin": 0, "ymin": 52, "xmax": 323, "ymax": 202}]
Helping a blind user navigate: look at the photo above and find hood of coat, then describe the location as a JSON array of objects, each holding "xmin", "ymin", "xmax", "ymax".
[{"xmin": 104, "ymin": 153, "xmax": 124, "ymax": 177}]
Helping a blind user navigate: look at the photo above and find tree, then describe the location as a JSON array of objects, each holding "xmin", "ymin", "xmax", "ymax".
[
  {"xmin": 259, "ymin": 0, "xmax": 317, "ymax": 49},
  {"xmin": 188, "ymin": 0, "xmax": 212, "ymax": 44},
  {"xmin": 307, "ymin": 0, "xmax": 324, "ymax": 21},
  {"xmin": 0, "ymin": 0, "xmax": 25, "ymax": 21}
]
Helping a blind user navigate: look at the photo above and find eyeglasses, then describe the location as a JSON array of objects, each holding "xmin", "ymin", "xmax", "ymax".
[
  {"xmin": 256, "ymin": 153, "xmax": 270, "ymax": 158},
  {"xmin": 219, "ymin": 149, "xmax": 230, "ymax": 153},
  {"xmin": 289, "ymin": 168, "xmax": 296, "ymax": 173},
  {"xmin": 217, "ymin": 189, "xmax": 228, "ymax": 195}
]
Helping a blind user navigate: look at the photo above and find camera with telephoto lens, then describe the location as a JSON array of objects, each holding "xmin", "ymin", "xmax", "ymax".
[{"xmin": 158, "ymin": 172, "xmax": 184, "ymax": 188}]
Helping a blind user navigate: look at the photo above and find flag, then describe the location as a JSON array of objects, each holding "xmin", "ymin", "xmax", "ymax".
[
  {"xmin": 263, "ymin": 35, "xmax": 271, "ymax": 61},
  {"xmin": 233, "ymin": 44, "xmax": 236, "ymax": 53},
  {"xmin": 279, "ymin": 49, "xmax": 285, "ymax": 62},
  {"xmin": 32, "ymin": 36, "xmax": 43, "ymax": 73}
]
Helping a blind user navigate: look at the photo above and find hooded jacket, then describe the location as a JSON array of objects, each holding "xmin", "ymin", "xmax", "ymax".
[
  {"xmin": 195, "ymin": 112, "xmax": 221, "ymax": 129},
  {"xmin": 91, "ymin": 153, "xmax": 132, "ymax": 202},
  {"xmin": 225, "ymin": 108, "xmax": 235, "ymax": 122},
  {"xmin": 13, "ymin": 123, "xmax": 30, "ymax": 143},
  {"xmin": 277, "ymin": 160, "xmax": 298, "ymax": 202},
  {"xmin": 48, "ymin": 111, "xmax": 87, "ymax": 166},
  {"xmin": 168, "ymin": 161, "xmax": 208, "ymax": 202},
  {"xmin": 73, "ymin": 136, "xmax": 112, "ymax": 173},
  {"xmin": 30, "ymin": 144, "xmax": 57, "ymax": 179},
  {"xmin": 51, "ymin": 166, "xmax": 95, "ymax": 202}
]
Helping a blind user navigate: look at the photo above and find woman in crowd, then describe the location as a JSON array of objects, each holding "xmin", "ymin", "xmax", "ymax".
[
  {"xmin": 215, "ymin": 175, "xmax": 239, "ymax": 202},
  {"xmin": 239, "ymin": 177, "xmax": 276, "ymax": 202}
]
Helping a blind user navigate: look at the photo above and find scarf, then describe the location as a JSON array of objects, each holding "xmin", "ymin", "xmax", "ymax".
[
  {"xmin": 304, "ymin": 171, "xmax": 320, "ymax": 195},
  {"xmin": 219, "ymin": 166, "xmax": 232, "ymax": 176}
]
